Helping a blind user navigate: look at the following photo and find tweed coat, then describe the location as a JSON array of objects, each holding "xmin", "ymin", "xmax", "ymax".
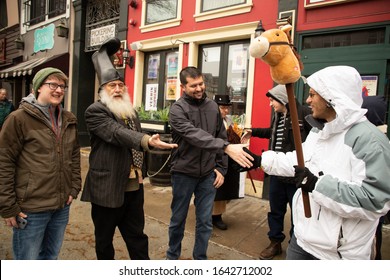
[{"xmin": 81, "ymin": 101, "xmax": 149, "ymax": 208}]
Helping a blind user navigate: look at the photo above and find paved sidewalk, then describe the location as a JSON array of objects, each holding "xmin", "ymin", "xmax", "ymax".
[{"xmin": 0, "ymin": 149, "xmax": 389, "ymax": 260}]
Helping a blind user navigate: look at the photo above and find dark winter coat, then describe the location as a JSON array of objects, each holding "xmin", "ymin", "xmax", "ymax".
[{"xmin": 169, "ymin": 93, "xmax": 228, "ymax": 178}]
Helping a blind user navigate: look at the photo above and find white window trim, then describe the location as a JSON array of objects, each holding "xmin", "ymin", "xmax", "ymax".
[
  {"xmin": 279, "ymin": 10, "xmax": 296, "ymax": 43},
  {"xmin": 194, "ymin": 0, "xmax": 253, "ymax": 22},
  {"xmin": 140, "ymin": 0, "xmax": 182, "ymax": 33},
  {"xmin": 20, "ymin": 0, "xmax": 70, "ymax": 35}
]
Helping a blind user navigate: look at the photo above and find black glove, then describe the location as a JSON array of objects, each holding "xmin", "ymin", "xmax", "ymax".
[
  {"xmin": 294, "ymin": 166, "xmax": 318, "ymax": 193},
  {"xmin": 231, "ymin": 148, "xmax": 261, "ymax": 172}
]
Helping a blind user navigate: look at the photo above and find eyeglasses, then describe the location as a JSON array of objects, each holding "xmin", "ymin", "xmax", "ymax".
[
  {"xmin": 43, "ymin": 83, "xmax": 68, "ymax": 91},
  {"xmin": 106, "ymin": 82, "xmax": 125, "ymax": 90}
]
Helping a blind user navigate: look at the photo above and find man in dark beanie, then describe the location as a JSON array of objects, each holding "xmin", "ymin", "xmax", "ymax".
[
  {"xmin": 81, "ymin": 37, "xmax": 177, "ymax": 260},
  {"xmin": 0, "ymin": 67, "xmax": 81, "ymax": 259}
]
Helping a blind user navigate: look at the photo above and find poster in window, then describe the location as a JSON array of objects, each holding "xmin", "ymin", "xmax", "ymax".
[
  {"xmin": 148, "ymin": 55, "xmax": 160, "ymax": 79},
  {"xmin": 361, "ymin": 76, "xmax": 378, "ymax": 96},
  {"xmin": 231, "ymin": 46, "xmax": 247, "ymax": 73},
  {"xmin": 167, "ymin": 53, "xmax": 178, "ymax": 77},
  {"xmin": 145, "ymin": 84, "xmax": 158, "ymax": 111},
  {"xmin": 166, "ymin": 79, "xmax": 177, "ymax": 100}
]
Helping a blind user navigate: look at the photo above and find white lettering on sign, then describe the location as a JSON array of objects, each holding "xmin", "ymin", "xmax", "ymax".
[{"xmin": 90, "ymin": 24, "xmax": 116, "ymax": 46}]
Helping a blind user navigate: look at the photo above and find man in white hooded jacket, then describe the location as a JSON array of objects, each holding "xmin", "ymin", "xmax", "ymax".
[{"xmin": 260, "ymin": 66, "xmax": 390, "ymax": 260}]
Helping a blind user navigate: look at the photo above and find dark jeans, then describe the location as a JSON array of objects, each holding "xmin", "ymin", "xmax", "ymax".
[
  {"xmin": 167, "ymin": 172, "xmax": 216, "ymax": 260},
  {"xmin": 267, "ymin": 175, "xmax": 297, "ymax": 242},
  {"xmin": 91, "ymin": 186, "xmax": 149, "ymax": 260}
]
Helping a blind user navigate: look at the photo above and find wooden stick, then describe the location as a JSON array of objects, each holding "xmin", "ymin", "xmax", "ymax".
[
  {"xmin": 285, "ymin": 83, "xmax": 311, "ymax": 218},
  {"xmin": 247, "ymin": 170, "xmax": 257, "ymax": 193}
]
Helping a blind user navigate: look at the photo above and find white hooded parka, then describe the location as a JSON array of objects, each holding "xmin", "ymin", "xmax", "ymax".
[{"xmin": 261, "ymin": 66, "xmax": 390, "ymax": 259}]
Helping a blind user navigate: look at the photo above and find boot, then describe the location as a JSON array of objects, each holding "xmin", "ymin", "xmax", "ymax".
[
  {"xmin": 212, "ymin": 215, "xmax": 228, "ymax": 230},
  {"xmin": 259, "ymin": 240, "xmax": 282, "ymax": 260}
]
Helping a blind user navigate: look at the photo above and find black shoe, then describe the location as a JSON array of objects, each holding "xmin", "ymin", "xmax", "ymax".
[{"xmin": 213, "ymin": 219, "xmax": 228, "ymax": 230}]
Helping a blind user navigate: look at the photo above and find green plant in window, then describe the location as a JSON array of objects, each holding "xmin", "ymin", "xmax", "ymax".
[
  {"xmin": 136, "ymin": 105, "xmax": 151, "ymax": 120},
  {"xmin": 154, "ymin": 105, "xmax": 170, "ymax": 122},
  {"xmin": 136, "ymin": 105, "xmax": 170, "ymax": 122}
]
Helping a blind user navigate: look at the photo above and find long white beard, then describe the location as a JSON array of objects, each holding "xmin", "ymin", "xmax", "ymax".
[{"xmin": 100, "ymin": 88, "xmax": 136, "ymax": 119}]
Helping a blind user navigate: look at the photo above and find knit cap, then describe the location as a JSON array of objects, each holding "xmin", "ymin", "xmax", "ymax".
[
  {"xmin": 32, "ymin": 67, "xmax": 65, "ymax": 95},
  {"xmin": 266, "ymin": 84, "xmax": 288, "ymax": 105}
]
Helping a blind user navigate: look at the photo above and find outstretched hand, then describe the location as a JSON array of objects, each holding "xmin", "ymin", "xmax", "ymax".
[
  {"xmin": 224, "ymin": 143, "xmax": 253, "ymax": 168},
  {"xmin": 148, "ymin": 134, "xmax": 178, "ymax": 149},
  {"xmin": 240, "ymin": 129, "xmax": 252, "ymax": 144},
  {"xmin": 239, "ymin": 148, "xmax": 261, "ymax": 171},
  {"xmin": 230, "ymin": 147, "xmax": 261, "ymax": 172}
]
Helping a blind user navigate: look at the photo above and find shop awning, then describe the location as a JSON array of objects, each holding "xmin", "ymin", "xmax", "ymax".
[{"xmin": 0, "ymin": 53, "xmax": 69, "ymax": 79}]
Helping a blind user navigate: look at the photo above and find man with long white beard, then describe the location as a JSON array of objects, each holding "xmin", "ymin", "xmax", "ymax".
[{"xmin": 81, "ymin": 37, "xmax": 177, "ymax": 260}]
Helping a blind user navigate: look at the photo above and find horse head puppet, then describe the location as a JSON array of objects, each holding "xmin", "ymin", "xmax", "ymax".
[{"xmin": 249, "ymin": 24, "xmax": 303, "ymax": 85}]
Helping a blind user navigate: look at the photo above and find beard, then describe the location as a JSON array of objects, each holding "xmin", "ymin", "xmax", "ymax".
[{"xmin": 100, "ymin": 88, "xmax": 136, "ymax": 119}]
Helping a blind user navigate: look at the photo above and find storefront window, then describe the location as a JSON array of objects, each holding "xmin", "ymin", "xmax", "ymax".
[
  {"xmin": 199, "ymin": 40, "xmax": 249, "ymax": 116},
  {"xmin": 302, "ymin": 28, "xmax": 385, "ymax": 49},
  {"xmin": 143, "ymin": 50, "xmax": 178, "ymax": 111}
]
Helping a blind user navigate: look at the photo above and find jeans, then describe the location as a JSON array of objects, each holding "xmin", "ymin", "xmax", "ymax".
[
  {"xmin": 286, "ymin": 234, "xmax": 318, "ymax": 260},
  {"xmin": 91, "ymin": 186, "xmax": 149, "ymax": 260},
  {"xmin": 167, "ymin": 172, "xmax": 217, "ymax": 260},
  {"xmin": 267, "ymin": 175, "xmax": 296, "ymax": 242},
  {"xmin": 12, "ymin": 204, "xmax": 70, "ymax": 260}
]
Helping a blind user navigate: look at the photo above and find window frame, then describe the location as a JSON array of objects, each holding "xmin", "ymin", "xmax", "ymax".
[
  {"xmin": 142, "ymin": 49, "xmax": 179, "ymax": 111},
  {"xmin": 140, "ymin": 0, "xmax": 182, "ymax": 33},
  {"xmin": 194, "ymin": 0, "xmax": 252, "ymax": 22},
  {"xmin": 198, "ymin": 39, "xmax": 250, "ymax": 116},
  {"xmin": 20, "ymin": 0, "xmax": 70, "ymax": 34},
  {"xmin": 200, "ymin": 0, "xmax": 246, "ymax": 13}
]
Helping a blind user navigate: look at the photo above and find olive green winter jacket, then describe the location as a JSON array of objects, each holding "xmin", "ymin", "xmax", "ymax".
[{"xmin": 0, "ymin": 96, "xmax": 81, "ymax": 218}]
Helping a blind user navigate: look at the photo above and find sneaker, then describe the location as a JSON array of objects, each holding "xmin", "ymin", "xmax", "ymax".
[{"xmin": 259, "ymin": 241, "xmax": 282, "ymax": 260}]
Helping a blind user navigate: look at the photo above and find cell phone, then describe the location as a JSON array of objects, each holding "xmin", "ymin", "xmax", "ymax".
[{"xmin": 16, "ymin": 216, "xmax": 27, "ymax": 229}]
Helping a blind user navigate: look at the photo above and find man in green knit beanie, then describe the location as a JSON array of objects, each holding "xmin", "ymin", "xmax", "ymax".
[{"xmin": 0, "ymin": 67, "xmax": 81, "ymax": 259}]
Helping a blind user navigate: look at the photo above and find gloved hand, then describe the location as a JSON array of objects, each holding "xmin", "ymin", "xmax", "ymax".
[
  {"xmin": 294, "ymin": 166, "xmax": 318, "ymax": 193},
  {"xmin": 231, "ymin": 148, "xmax": 261, "ymax": 172}
]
